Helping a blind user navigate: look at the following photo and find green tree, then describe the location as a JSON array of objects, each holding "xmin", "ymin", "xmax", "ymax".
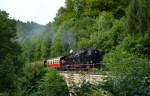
[
  {"xmin": 0, "ymin": 10, "xmax": 21, "ymax": 95},
  {"xmin": 36, "ymin": 70, "xmax": 69, "ymax": 96},
  {"xmin": 128, "ymin": 0, "xmax": 150, "ymax": 37}
]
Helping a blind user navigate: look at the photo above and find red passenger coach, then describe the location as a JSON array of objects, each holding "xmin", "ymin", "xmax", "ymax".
[{"xmin": 44, "ymin": 57, "xmax": 61, "ymax": 69}]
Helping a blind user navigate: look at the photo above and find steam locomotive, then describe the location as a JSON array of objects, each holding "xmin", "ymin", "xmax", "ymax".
[{"xmin": 44, "ymin": 48, "xmax": 103, "ymax": 71}]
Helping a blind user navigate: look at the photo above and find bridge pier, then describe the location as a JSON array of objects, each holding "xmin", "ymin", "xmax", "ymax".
[{"xmin": 59, "ymin": 72, "xmax": 105, "ymax": 96}]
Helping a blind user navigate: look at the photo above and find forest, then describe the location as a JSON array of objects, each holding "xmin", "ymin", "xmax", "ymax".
[{"xmin": 0, "ymin": 0, "xmax": 150, "ymax": 96}]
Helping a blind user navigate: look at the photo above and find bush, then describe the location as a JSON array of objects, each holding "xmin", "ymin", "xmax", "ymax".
[
  {"xmin": 15, "ymin": 62, "xmax": 69, "ymax": 96},
  {"xmin": 73, "ymin": 82, "xmax": 113, "ymax": 96},
  {"xmin": 102, "ymin": 39, "xmax": 150, "ymax": 96},
  {"xmin": 36, "ymin": 69, "xmax": 69, "ymax": 96},
  {"xmin": 16, "ymin": 62, "xmax": 47, "ymax": 96},
  {"xmin": 0, "ymin": 55, "xmax": 19, "ymax": 95},
  {"xmin": 103, "ymin": 62, "xmax": 150, "ymax": 96}
]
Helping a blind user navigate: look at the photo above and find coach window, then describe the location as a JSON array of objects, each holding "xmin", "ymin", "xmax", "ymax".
[
  {"xmin": 55, "ymin": 60, "xmax": 57, "ymax": 64},
  {"xmin": 56, "ymin": 60, "xmax": 57, "ymax": 64}
]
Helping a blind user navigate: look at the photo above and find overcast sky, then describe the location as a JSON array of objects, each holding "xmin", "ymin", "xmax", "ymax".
[{"xmin": 0, "ymin": 0, "xmax": 65, "ymax": 25}]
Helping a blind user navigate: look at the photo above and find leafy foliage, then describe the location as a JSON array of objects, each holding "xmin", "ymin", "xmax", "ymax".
[
  {"xmin": 36, "ymin": 69, "xmax": 69, "ymax": 96},
  {"xmin": 16, "ymin": 62, "xmax": 46, "ymax": 96},
  {"xmin": 73, "ymin": 82, "xmax": 113, "ymax": 96},
  {"xmin": 0, "ymin": 10, "xmax": 21, "ymax": 95},
  {"xmin": 15, "ymin": 62, "xmax": 69, "ymax": 96}
]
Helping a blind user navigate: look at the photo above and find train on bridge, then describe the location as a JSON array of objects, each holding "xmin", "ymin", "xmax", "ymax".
[{"xmin": 44, "ymin": 48, "xmax": 103, "ymax": 71}]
